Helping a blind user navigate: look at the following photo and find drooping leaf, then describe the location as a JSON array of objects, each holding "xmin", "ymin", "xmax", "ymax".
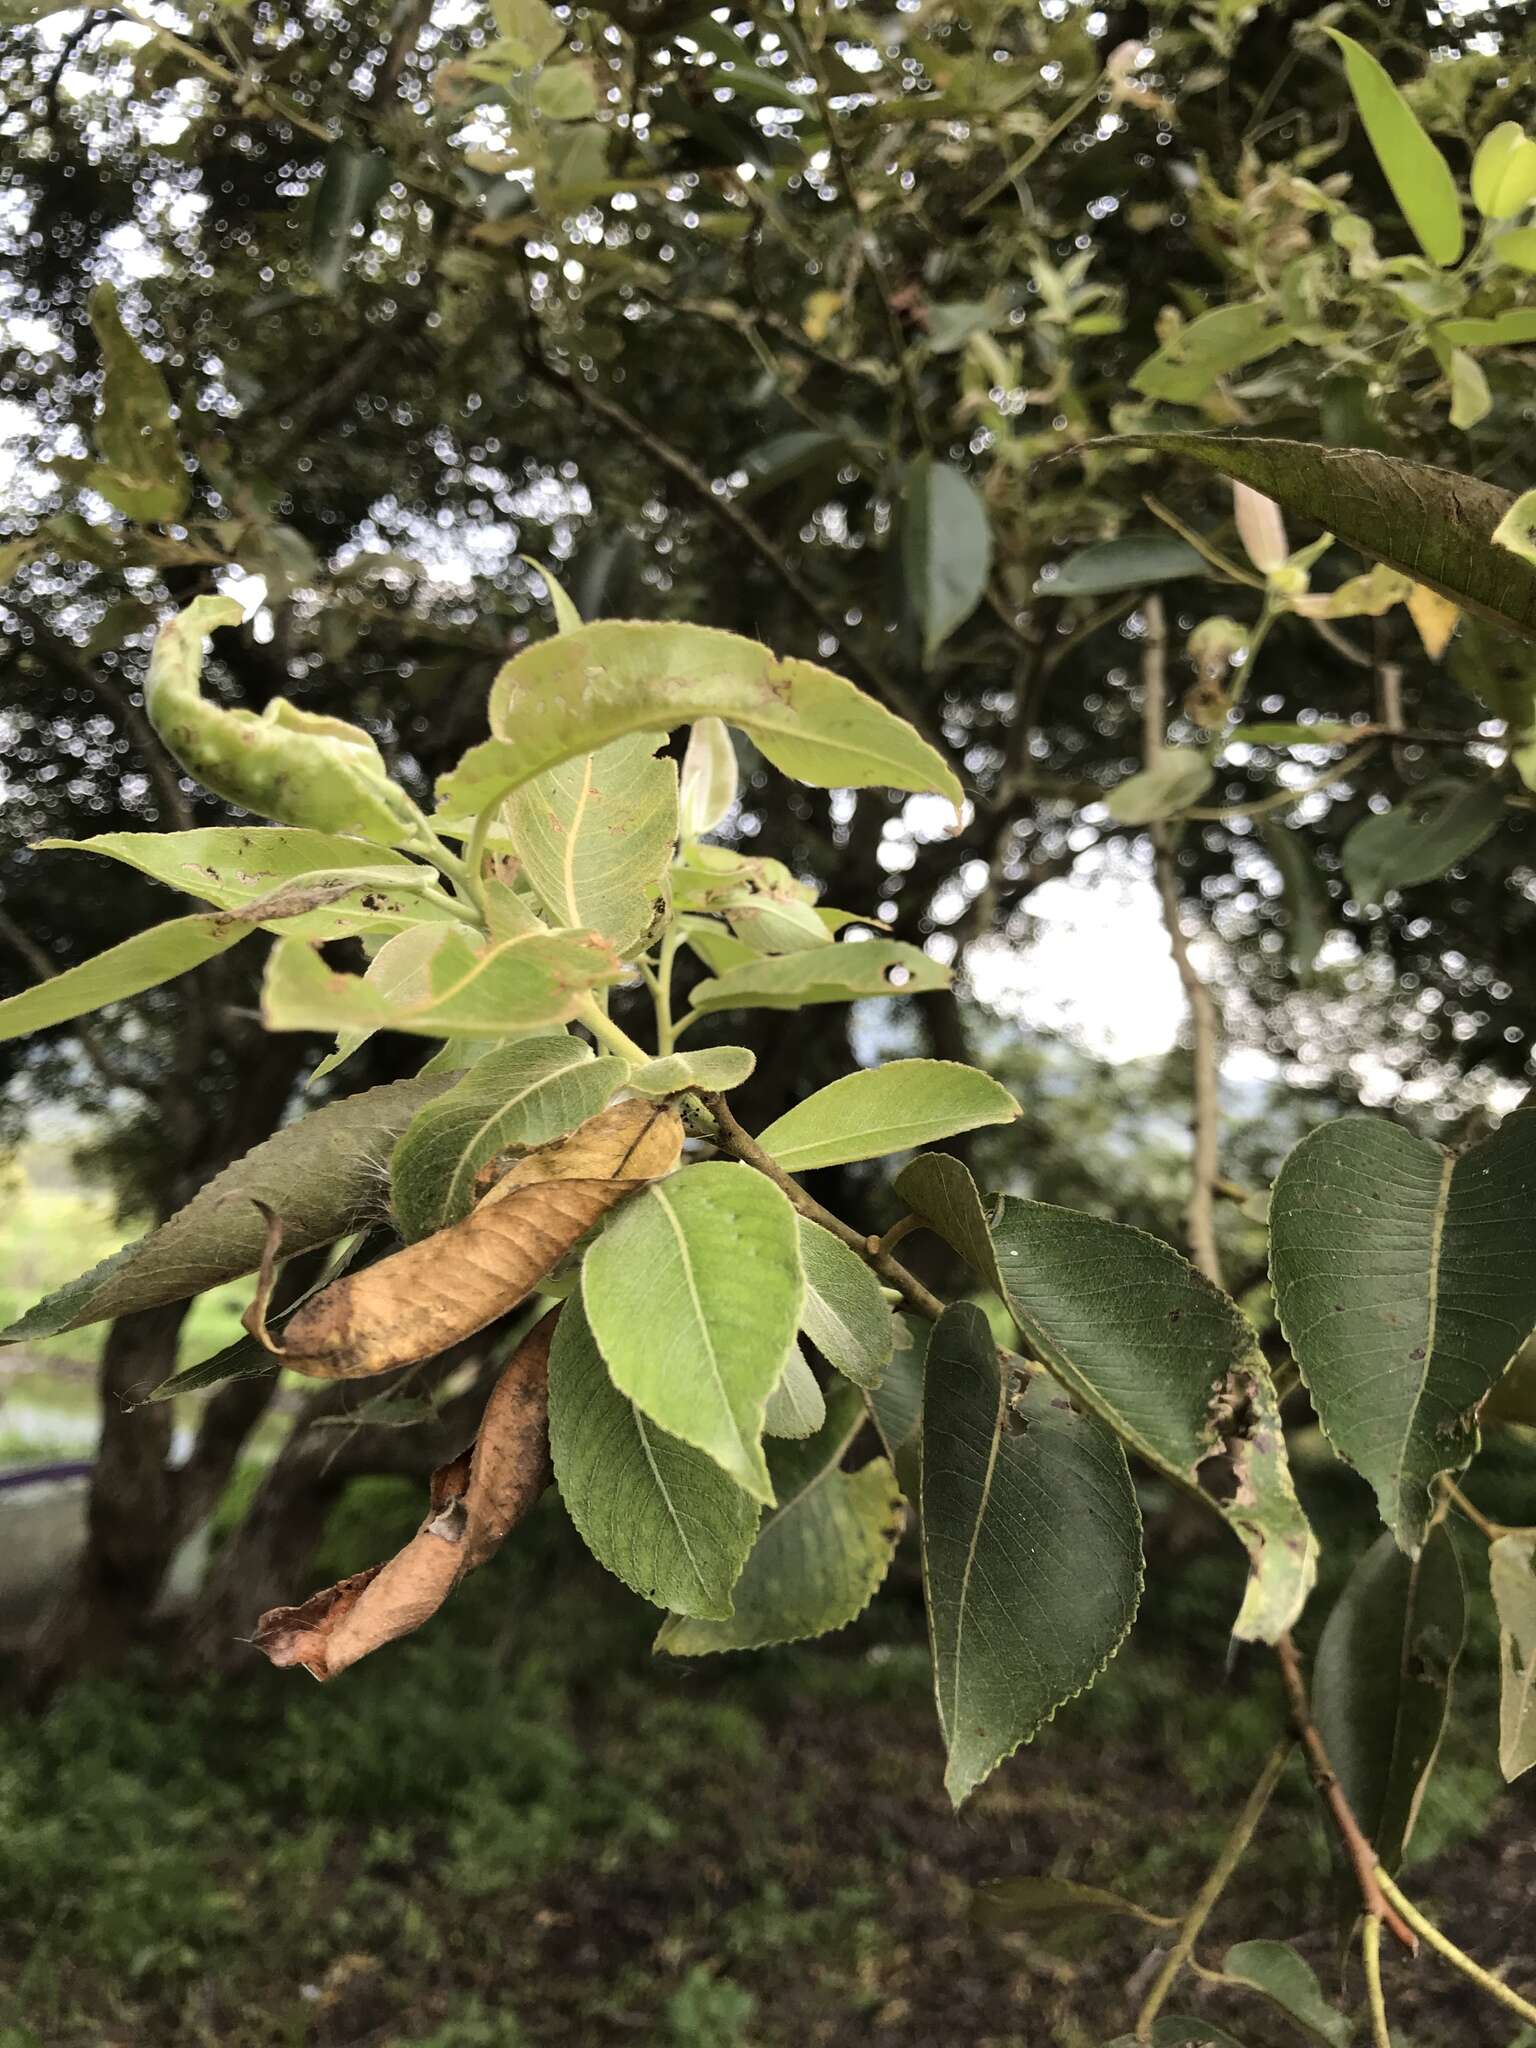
[
  {"xmin": 922, "ymin": 1304, "xmax": 1142, "ymax": 1806},
  {"xmin": 1269, "ymin": 1108, "xmax": 1536, "ymax": 1551},
  {"xmin": 82, "ymin": 283, "xmax": 188, "ymax": 523},
  {"xmin": 1, "ymin": 1077, "xmax": 451, "ymax": 1341},
  {"xmin": 503, "ymin": 732, "xmax": 678, "ymax": 950},
  {"xmin": 756, "ymin": 1060, "xmax": 1019, "ymax": 1173},
  {"xmin": 892, "ymin": 1152, "xmax": 1008, "ymax": 1299},
  {"xmin": 1342, "ymin": 779, "xmax": 1506, "ymax": 904},
  {"xmin": 625, "ymin": 1047, "xmax": 757, "ymax": 1096},
  {"xmin": 1260, "ymin": 822, "xmax": 1329, "ymax": 983},
  {"xmin": 764, "ymin": 1341, "xmax": 827, "ymax": 1438},
  {"xmin": 440, "ymin": 620, "xmax": 962, "ymax": 817},
  {"xmin": 1490, "ymin": 1531, "xmax": 1536, "ymax": 1781},
  {"xmin": 655, "ymin": 1383, "xmax": 903, "ymax": 1653},
  {"xmin": 974, "ymin": 1874, "xmax": 1172, "ymax": 1933},
  {"xmin": 388, "ymin": 1037, "xmax": 627, "ymax": 1240},
  {"xmin": 1040, "ymin": 533, "xmax": 1208, "ymax": 597},
  {"xmin": 1324, "ymin": 30, "xmax": 1463, "ymax": 267},
  {"xmin": 1105, "ymin": 436, "xmax": 1536, "ymax": 641},
  {"xmin": 309, "ymin": 145, "xmax": 392, "ymax": 294},
  {"xmin": 902, "ymin": 455, "xmax": 993, "ymax": 662},
  {"xmin": 678, "ymin": 716, "xmax": 739, "ymax": 835},
  {"xmin": 0, "ymin": 912, "xmax": 255, "ymax": 1043},
  {"xmin": 686, "ymin": 940, "xmax": 949, "ymax": 1016},
  {"xmin": 1311, "ymin": 1525, "xmax": 1466, "ymax": 1874},
  {"xmin": 1220, "ymin": 1940, "xmax": 1350, "ymax": 2048},
  {"xmin": 547, "ymin": 1295, "xmax": 758, "ymax": 1618},
  {"xmin": 261, "ymin": 927, "xmax": 623, "ymax": 1039},
  {"xmin": 1105, "ymin": 748, "xmax": 1214, "ymax": 825},
  {"xmin": 797, "ymin": 1218, "xmax": 895, "ymax": 1389},
  {"xmin": 581, "ymin": 1161, "xmax": 804, "ymax": 1503}
]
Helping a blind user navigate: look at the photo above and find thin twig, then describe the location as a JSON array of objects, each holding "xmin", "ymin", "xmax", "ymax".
[
  {"xmin": 1273, "ymin": 1631, "xmax": 1417, "ymax": 1952},
  {"xmin": 1132, "ymin": 1736, "xmax": 1293, "ymax": 2041},
  {"xmin": 700, "ymin": 1092, "xmax": 946, "ymax": 1323},
  {"xmin": 1439, "ymin": 1476, "xmax": 1512, "ymax": 1543},
  {"xmin": 1373, "ymin": 1867, "xmax": 1536, "ymax": 2026},
  {"xmin": 1362, "ymin": 1915, "xmax": 1393, "ymax": 2048}
]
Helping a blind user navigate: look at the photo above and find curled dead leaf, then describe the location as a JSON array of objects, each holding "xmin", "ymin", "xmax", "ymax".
[{"xmin": 255, "ymin": 1313, "xmax": 557, "ymax": 1680}]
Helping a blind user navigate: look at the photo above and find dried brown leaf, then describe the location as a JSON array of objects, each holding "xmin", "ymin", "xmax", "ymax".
[{"xmin": 252, "ymin": 1565, "xmax": 383, "ymax": 1677}]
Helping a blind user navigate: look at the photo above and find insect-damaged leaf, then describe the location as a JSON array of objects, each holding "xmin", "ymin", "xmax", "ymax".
[
  {"xmin": 438, "ymin": 619, "xmax": 962, "ymax": 819},
  {"xmin": 548, "ymin": 1295, "xmax": 758, "ymax": 1618},
  {"xmin": 655, "ymin": 1382, "xmax": 902, "ymax": 1654},
  {"xmin": 581, "ymin": 1161, "xmax": 803, "ymax": 1504},
  {"xmin": 1, "ymin": 1077, "xmax": 451, "ymax": 1342},
  {"xmin": 82, "ymin": 283, "xmax": 188, "ymax": 523},
  {"xmin": 686, "ymin": 940, "xmax": 949, "ymax": 1016},
  {"xmin": 1311, "ymin": 1524, "xmax": 1466, "ymax": 1874},
  {"xmin": 895, "ymin": 1154, "xmax": 1315, "ymax": 1641},
  {"xmin": 1490, "ymin": 1531, "xmax": 1536, "ymax": 1782},
  {"xmin": 1269, "ymin": 1107, "xmax": 1536, "ymax": 1552},
  {"xmin": 1106, "ymin": 436, "xmax": 1536, "ymax": 642},
  {"xmin": 269, "ymin": 1098, "xmax": 683, "ymax": 1380},
  {"xmin": 922, "ymin": 1304, "xmax": 1141, "ymax": 1807},
  {"xmin": 256, "ymin": 1312, "xmax": 556, "ymax": 1680},
  {"xmin": 756, "ymin": 1059, "xmax": 1019, "ymax": 1173},
  {"xmin": 389, "ymin": 1036, "xmax": 627, "ymax": 1241},
  {"xmin": 624, "ymin": 1046, "xmax": 757, "ymax": 1097}
]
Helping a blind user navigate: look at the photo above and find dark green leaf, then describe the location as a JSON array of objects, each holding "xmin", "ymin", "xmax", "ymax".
[
  {"xmin": 1342, "ymin": 779, "xmax": 1505, "ymax": 904},
  {"xmin": 974, "ymin": 1874, "xmax": 1170, "ymax": 1933},
  {"xmin": 902, "ymin": 456, "xmax": 993, "ymax": 662},
  {"xmin": 1260, "ymin": 822, "xmax": 1329, "ymax": 983},
  {"xmin": 797, "ymin": 1218, "xmax": 894, "ymax": 1389},
  {"xmin": 1041, "ymin": 534, "xmax": 1208, "ymax": 597},
  {"xmin": 83, "ymin": 283, "xmax": 188, "ymax": 523},
  {"xmin": 1221, "ymin": 1940, "xmax": 1350, "ymax": 2048},
  {"xmin": 737, "ymin": 430, "xmax": 848, "ymax": 500},
  {"xmin": 310, "ymin": 146, "xmax": 393, "ymax": 293}
]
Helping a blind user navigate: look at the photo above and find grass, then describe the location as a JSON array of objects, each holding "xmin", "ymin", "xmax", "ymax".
[{"xmin": 0, "ymin": 1448, "xmax": 1529, "ymax": 2048}]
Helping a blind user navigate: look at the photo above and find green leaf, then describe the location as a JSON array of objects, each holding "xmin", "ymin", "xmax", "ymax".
[
  {"xmin": 1131, "ymin": 302, "xmax": 1291, "ymax": 404},
  {"xmin": 388, "ymin": 1037, "xmax": 627, "ymax": 1240},
  {"xmin": 83, "ymin": 283, "xmax": 188, "ymax": 523},
  {"xmin": 1, "ymin": 1078, "xmax": 449, "ymax": 1341},
  {"xmin": 533, "ymin": 58, "xmax": 597, "ymax": 120},
  {"xmin": 1492, "ymin": 486, "xmax": 1536, "ymax": 569},
  {"xmin": 1471, "ymin": 121, "xmax": 1536, "ymax": 220},
  {"xmin": 923, "ymin": 1304, "xmax": 1142, "ymax": 1806},
  {"xmin": 974, "ymin": 1874, "xmax": 1171, "ymax": 1933},
  {"xmin": 261, "ymin": 927, "xmax": 623, "ymax": 1039},
  {"xmin": 764, "ymin": 1342, "xmax": 826, "ymax": 1438},
  {"xmin": 1270, "ymin": 1109, "xmax": 1536, "ymax": 1551},
  {"xmin": 308, "ymin": 924, "xmax": 451, "ymax": 1084},
  {"xmin": 521, "ymin": 554, "xmax": 583, "ymax": 632},
  {"xmin": 797, "ymin": 1218, "xmax": 894, "ymax": 1389},
  {"xmin": 1342, "ymin": 779, "xmax": 1505, "ymax": 904},
  {"xmin": 1102, "ymin": 436, "xmax": 1536, "ymax": 641},
  {"xmin": 1490, "ymin": 1532, "xmax": 1536, "ymax": 1782},
  {"xmin": 442, "ymin": 620, "xmax": 962, "ymax": 817},
  {"xmin": 678, "ymin": 717, "xmax": 739, "ymax": 835},
  {"xmin": 1260, "ymin": 822, "xmax": 1329, "ymax": 984},
  {"xmin": 1312, "ymin": 1525, "xmax": 1466, "ymax": 1874},
  {"xmin": 1105, "ymin": 749, "xmax": 1215, "ymax": 825},
  {"xmin": 38, "ymin": 828, "xmax": 460, "ymax": 940},
  {"xmin": 1040, "ymin": 534, "xmax": 1208, "ymax": 597},
  {"xmin": 906, "ymin": 1160, "xmax": 1314, "ymax": 1640},
  {"xmin": 581, "ymin": 1161, "xmax": 804, "ymax": 1503},
  {"xmin": 736, "ymin": 429, "xmax": 847, "ymax": 500},
  {"xmin": 902, "ymin": 455, "xmax": 993, "ymax": 662},
  {"xmin": 686, "ymin": 940, "xmax": 949, "ymax": 1016},
  {"xmin": 1230, "ymin": 722, "xmax": 1354, "ymax": 746},
  {"xmin": 1437, "ymin": 311, "xmax": 1536, "ymax": 348},
  {"xmin": 1492, "ymin": 226, "xmax": 1536, "ymax": 272},
  {"xmin": 625, "ymin": 1047, "xmax": 757, "ymax": 1097},
  {"xmin": 490, "ymin": 0, "xmax": 563, "ymax": 67},
  {"xmin": 0, "ymin": 912, "xmax": 255, "ymax": 1043},
  {"xmin": 1448, "ymin": 348, "xmax": 1492, "ymax": 430},
  {"xmin": 655, "ymin": 1384, "xmax": 902, "ymax": 1653},
  {"xmin": 756, "ymin": 1060, "xmax": 1019, "ymax": 1174},
  {"xmin": 547, "ymin": 1295, "xmax": 758, "ymax": 1618},
  {"xmin": 1220, "ymin": 1941, "xmax": 1350, "ymax": 2048},
  {"xmin": 503, "ymin": 732, "xmax": 678, "ymax": 950},
  {"xmin": 1324, "ymin": 30, "xmax": 1463, "ymax": 267},
  {"xmin": 868, "ymin": 1318, "xmax": 926, "ymax": 1488},
  {"xmin": 310, "ymin": 145, "xmax": 392, "ymax": 293}
]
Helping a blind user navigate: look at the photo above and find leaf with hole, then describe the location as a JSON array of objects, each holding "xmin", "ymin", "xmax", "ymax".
[{"xmin": 686, "ymin": 941, "xmax": 949, "ymax": 1016}]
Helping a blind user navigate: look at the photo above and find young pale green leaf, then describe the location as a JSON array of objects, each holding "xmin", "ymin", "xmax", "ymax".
[
  {"xmin": 1325, "ymin": 30, "xmax": 1463, "ymax": 266},
  {"xmin": 923, "ymin": 1304, "xmax": 1142, "ymax": 1807},
  {"xmin": 1342, "ymin": 778, "xmax": 1506, "ymax": 904},
  {"xmin": 1131, "ymin": 302, "xmax": 1291, "ymax": 404},
  {"xmin": 1493, "ymin": 486, "xmax": 1536, "ymax": 569},
  {"xmin": 83, "ymin": 283, "xmax": 188, "ymax": 523},
  {"xmin": 261, "ymin": 927, "xmax": 622, "ymax": 1039},
  {"xmin": 1104, "ymin": 749, "xmax": 1215, "ymax": 825},
  {"xmin": 521, "ymin": 554, "xmax": 583, "ymax": 633},
  {"xmin": 0, "ymin": 914, "xmax": 255, "ymax": 1043},
  {"xmin": 1448, "ymin": 349, "xmax": 1492, "ymax": 431},
  {"xmin": 582, "ymin": 1161, "xmax": 803, "ymax": 1503},
  {"xmin": 797, "ymin": 1218, "xmax": 894, "ymax": 1388},
  {"xmin": 1490, "ymin": 1532, "xmax": 1536, "ymax": 1781},
  {"xmin": 1471, "ymin": 121, "xmax": 1536, "ymax": 219},
  {"xmin": 1493, "ymin": 226, "xmax": 1536, "ymax": 272},
  {"xmin": 1039, "ymin": 533, "xmax": 1208, "ymax": 597},
  {"xmin": 491, "ymin": 0, "xmax": 564, "ymax": 67},
  {"xmin": 904, "ymin": 1158, "xmax": 1314, "ymax": 1641},
  {"xmin": 388, "ymin": 1037, "xmax": 627, "ymax": 1240},
  {"xmin": 678, "ymin": 717, "xmax": 739, "ymax": 835},
  {"xmin": 625, "ymin": 1047, "xmax": 757, "ymax": 1097},
  {"xmin": 309, "ymin": 924, "xmax": 449, "ymax": 1084},
  {"xmin": 440, "ymin": 620, "xmax": 962, "ymax": 817},
  {"xmin": 503, "ymin": 732, "xmax": 678, "ymax": 951},
  {"xmin": 38, "ymin": 827, "xmax": 460, "ymax": 940},
  {"xmin": 902, "ymin": 455, "xmax": 993, "ymax": 662},
  {"xmin": 547, "ymin": 1295, "xmax": 758, "ymax": 1619},
  {"xmin": 1312, "ymin": 1525, "xmax": 1466, "ymax": 1874},
  {"xmin": 686, "ymin": 940, "xmax": 949, "ymax": 1016},
  {"xmin": 309, "ymin": 144, "xmax": 392, "ymax": 293},
  {"xmin": 1270, "ymin": 1108, "xmax": 1536, "ymax": 1551},
  {"xmin": 655, "ymin": 1383, "xmax": 902, "ymax": 1653},
  {"xmin": 1439, "ymin": 310, "xmax": 1536, "ymax": 349},
  {"xmin": 1103, "ymin": 436, "xmax": 1536, "ymax": 640},
  {"xmin": 1, "ymin": 1078, "xmax": 448, "ymax": 1341},
  {"xmin": 764, "ymin": 1341, "xmax": 826, "ymax": 1439},
  {"xmin": 1220, "ymin": 1942, "xmax": 1349, "ymax": 2048},
  {"xmin": 755, "ymin": 1059, "xmax": 1019, "ymax": 1174}
]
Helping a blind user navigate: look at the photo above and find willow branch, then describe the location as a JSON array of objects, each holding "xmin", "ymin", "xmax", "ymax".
[
  {"xmin": 1374, "ymin": 1867, "xmax": 1536, "ymax": 2025},
  {"xmin": 1362, "ymin": 1916, "xmax": 1393, "ymax": 2048}
]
